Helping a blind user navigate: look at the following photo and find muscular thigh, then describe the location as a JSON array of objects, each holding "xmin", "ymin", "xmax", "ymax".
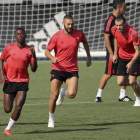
[
  {"xmin": 3, "ymin": 94, "xmax": 15, "ymax": 110},
  {"xmin": 65, "ymin": 77, "xmax": 78, "ymax": 92},
  {"xmin": 15, "ymin": 91, "xmax": 27, "ymax": 107}
]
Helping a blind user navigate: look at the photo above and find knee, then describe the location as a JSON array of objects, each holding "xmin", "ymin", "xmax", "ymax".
[
  {"xmin": 50, "ymin": 92, "xmax": 59, "ymax": 101},
  {"xmin": 4, "ymin": 107, "xmax": 12, "ymax": 113},
  {"xmin": 117, "ymin": 79, "xmax": 125, "ymax": 86},
  {"xmin": 129, "ymin": 80, "xmax": 135, "ymax": 86},
  {"xmin": 3, "ymin": 105, "xmax": 13, "ymax": 113},
  {"xmin": 13, "ymin": 106, "xmax": 22, "ymax": 116},
  {"xmin": 67, "ymin": 91, "xmax": 77, "ymax": 98},
  {"xmin": 15, "ymin": 106, "xmax": 22, "ymax": 111},
  {"xmin": 117, "ymin": 79, "xmax": 124, "ymax": 86}
]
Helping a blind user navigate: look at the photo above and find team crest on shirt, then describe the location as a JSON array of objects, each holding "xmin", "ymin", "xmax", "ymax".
[
  {"xmin": 26, "ymin": 54, "xmax": 30, "ymax": 58},
  {"xmin": 11, "ymin": 53, "xmax": 15, "ymax": 55},
  {"xmin": 10, "ymin": 52, "xmax": 15, "ymax": 56},
  {"xmin": 75, "ymin": 38, "xmax": 79, "ymax": 43},
  {"xmin": 125, "ymin": 38, "xmax": 128, "ymax": 41}
]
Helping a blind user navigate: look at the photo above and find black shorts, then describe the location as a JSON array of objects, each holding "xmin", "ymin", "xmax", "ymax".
[
  {"xmin": 50, "ymin": 70, "xmax": 79, "ymax": 83},
  {"xmin": 3, "ymin": 82, "xmax": 29, "ymax": 94},
  {"xmin": 117, "ymin": 57, "xmax": 140, "ymax": 76},
  {"xmin": 105, "ymin": 52, "xmax": 118, "ymax": 75}
]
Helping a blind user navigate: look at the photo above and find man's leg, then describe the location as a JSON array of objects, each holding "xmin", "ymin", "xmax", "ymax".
[
  {"xmin": 119, "ymin": 86, "xmax": 126, "ymax": 99},
  {"xmin": 48, "ymin": 79, "xmax": 62, "ymax": 127},
  {"xmin": 117, "ymin": 76, "xmax": 133, "ymax": 101},
  {"xmin": 65, "ymin": 77, "xmax": 78, "ymax": 98},
  {"xmin": 128, "ymin": 76, "xmax": 140, "ymax": 106},
  {"xmin": 56, "ymin": 77, "xmax": 78, "ymax": 106},
  {"xmin": 95, "ymin": 74, "xmax": 111, "ymax": 102},
  {"xmin": 118, "ymin": 75, "xmax": 133, "ymax": 101},
  {"xmin": 4, "ymin": 91, "xmax": 27, "ymax": 135}
]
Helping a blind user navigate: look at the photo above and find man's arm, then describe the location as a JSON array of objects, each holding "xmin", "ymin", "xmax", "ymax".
[
  {"xmin": 126, "ymin": 45, "xmax": 140, "ymax": 73},
  {"xmin": 45, "ymin": 49, "xmax": 57, "ymax": 63},
  {"xmin": 113, "ymin": 38, "xmax": 118, "ymax": 64},
  {"xmin": 104, "ymin": 33, "xmax": 114, "ymax": 62},
  {"xmin": 82, "ymin": 40, "xmax": 91, "ymax": 67},
  {"xmin": 29, "ymin": 48, "xmax": 38, "ymax": 72},
  {"xmin": 0, "ymin": 59, "xmax": 7, "ymax": 85}
]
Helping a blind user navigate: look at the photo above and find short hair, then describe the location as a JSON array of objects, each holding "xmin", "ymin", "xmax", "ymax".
[
  {"xmin": 113, "ymin": 0, "xmax": 125, "ymax": 9},
  {"xmin": 63, "ymin": 15, "xmax": 73, "ymax": 21},
  {"xmin": 115, "ymin": 15, "xmax": 126, "ymax": 23},
  {"xmin": 15, "ymin": 27, "xmax": 26, "ymax": 34}
]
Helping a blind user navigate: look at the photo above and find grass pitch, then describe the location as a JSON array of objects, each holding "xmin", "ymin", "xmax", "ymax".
[{"xmin": 0, "ymin": 60, "xmax": 140, "ymax": 140}]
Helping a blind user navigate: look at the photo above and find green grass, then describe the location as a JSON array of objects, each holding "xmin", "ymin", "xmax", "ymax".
[{"xmin": 0, "ymin": 60, "xmax": 140, "ymax": 140}]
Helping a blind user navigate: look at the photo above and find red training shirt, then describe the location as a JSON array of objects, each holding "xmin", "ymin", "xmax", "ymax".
[
  {"xmin": 111, "ymin": 24, "xmax": 140, "ymax": 59},
  {"xmin": 0, "ymin": 42, "xmax": 35, "ymax": 84},
  {"xmin": 47, "ymin": 29, "xmax": 86, "ymax": 72}
]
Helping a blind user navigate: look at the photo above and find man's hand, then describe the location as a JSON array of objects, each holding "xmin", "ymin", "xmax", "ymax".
[
  {"xmin": 86, "ymin": 57, "xmax": 91, "ymax": 67},
  {"xmin": 0, "ymin": 74, "xmax": 7, "ymax": 85},
  {"xmin": 113, "ymin": 54, "xmax": 118, "ymax": 64},
  {"xmin": 109, "ymin": 54, "xmax": 114, "ymax": 62},
  {"xmin": 29, "ymin": 48, "xmax": 36, "ymax": 58},
  {"xmin": 126, "ymin": 62, "xmax": 133, "ymax": 73},
  {"xmin": 52, "ymin": 57, "xmax": 58, "ymax": 63}
]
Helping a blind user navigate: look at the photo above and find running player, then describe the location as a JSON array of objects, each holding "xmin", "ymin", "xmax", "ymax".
[
  {"xmin": 0, "ymin": 28, "xmax": 38, "ymax": 135},
  {"xmin": 45, "ymin": 15, "xmax": 91, "ymax": 128}
]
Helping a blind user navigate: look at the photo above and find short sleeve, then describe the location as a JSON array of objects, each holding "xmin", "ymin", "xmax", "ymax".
[
  {"xmin": 47, "ymin": 34, "xmax": 57, "ymax": 51},
  {"xmin": 104, "ymin": 15, "xmax": 115, "ymax": 35},
  {"xmin": 80, "ymin": 32, "xmax": 86, "ymax": 42},
  {"xmin": 111, "ymin": 25, "xmax": 116, "ymax": 37},
  {"xmin": 132, "ymin": 31, "xmax": 140, "ymax": 46},
  {"xmin": 0, "ymin": 44, "xmax": 11, "ymax": 60}
]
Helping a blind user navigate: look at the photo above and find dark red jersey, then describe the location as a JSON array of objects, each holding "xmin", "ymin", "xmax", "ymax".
[
  {"xmin": 47, "ymin": 29, "xmax": 86, "ymax": 72},
  {"xmin": 0, "ymin": 42, "xmax": 35, "ymax": 83},
  {"xmin": 111, "ymin": 24, "xmax": 140, "ymax": 59}
]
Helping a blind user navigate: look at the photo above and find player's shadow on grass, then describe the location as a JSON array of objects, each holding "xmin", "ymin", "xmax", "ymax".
[
  {"xmin": 26, "ymin": 98, "xmax": 50, "ymax": 100},
  {"xmin": 1, "ymin": 121, "xmax": 140, "ymax": 127},
  {"xmin": 24, "ymin": 128, "xmax": 109, "ymax": 134},
  {"xmin": 68, "ymin": 121, "xmax": 140, "ymax": 127}
]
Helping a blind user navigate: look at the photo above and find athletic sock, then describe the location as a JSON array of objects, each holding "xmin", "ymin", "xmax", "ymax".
[
  {"xmin": 96, "ymin": 89, "xmax": 103, "ymax": 97},
  {"xmin": 119, "ymin": 89, "xmax": 126, "ymax": 99},
  {"xmin": 135, "ymin": 95, "xmax": 140, "ymax": 101},
  {"xmin": 5, "ymin": 118, "xmax": 16, "ymax": 131},
  {"xmin": 49, "ymin": 112, "xmax": 54, "ymax": 122}
]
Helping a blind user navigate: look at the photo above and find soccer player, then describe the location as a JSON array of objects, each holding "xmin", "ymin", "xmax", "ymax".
[
  {"xmin": 111, "ymin": 15, "xmax": 140, "ymax": 106},
  {"xmin": 45, "ymin": 15, "xmax": 91, "ymax": 127},
  {"xmin": 95, "ymin": 0, "xmax": 133, "ymax": 102},
  {"xmin": 0, "ymin": 28, "xmax": 38, "ymax": 135}
]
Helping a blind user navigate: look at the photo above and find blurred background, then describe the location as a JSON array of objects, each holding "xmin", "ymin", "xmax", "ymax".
[{"xmin": 0, "ymin": 0, "xmax": 139, "ymax": 58}]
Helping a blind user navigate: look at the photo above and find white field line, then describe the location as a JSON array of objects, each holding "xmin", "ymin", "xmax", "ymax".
[{"xmin": 0, "ymin": 101, "xmax": 120, "ymax": 107}]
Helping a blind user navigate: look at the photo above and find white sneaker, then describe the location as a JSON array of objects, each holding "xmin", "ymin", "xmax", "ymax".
[
  {"xmin": 133, "ymin": 99, "xmax": 140, "ymax": 107},
  {"xmin": 48, "ymin": 121, "xmax": 55, "ymax": 128},
  {"xmin": 56, "ymin": 88, "xmax": 65, "ymax": 106}
]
